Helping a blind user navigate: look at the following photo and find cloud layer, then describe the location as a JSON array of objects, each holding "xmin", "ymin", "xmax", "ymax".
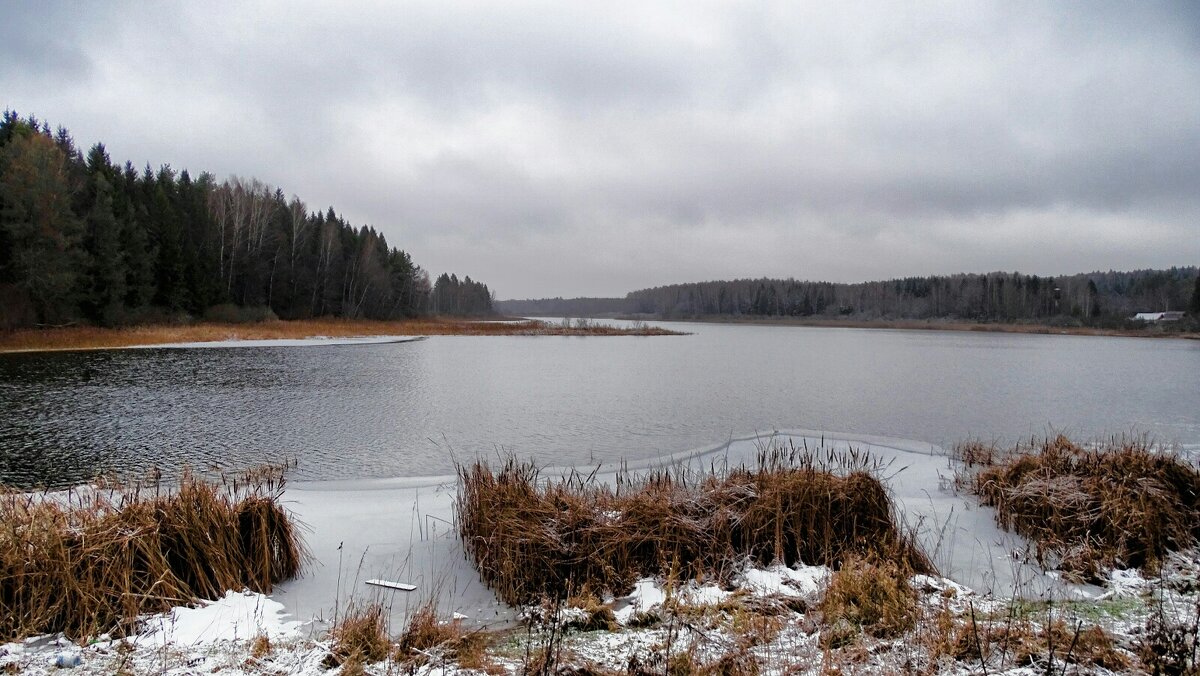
[{"xmin": 4, "ymin": 1, "xmax": 1198, "ymax": 297}]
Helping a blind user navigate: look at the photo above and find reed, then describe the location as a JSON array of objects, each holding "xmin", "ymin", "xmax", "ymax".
[
  {"xmin": 958, "ymin": 434, "xmax": 1200, "ymax": 579},
  {"xmin": 819, "ymin": 554, "xmax": 916, "ymax": 647},
  {"xmin": 456, "ymin": 444, "xmax": 931, "ymax": 606},
  {"xmin": 326, "ymin": 602, "xmax": 391, "ymax": 671},
  {"xmin": 0, "ymin": 466, "xmax": 306, "ymax": 641}
]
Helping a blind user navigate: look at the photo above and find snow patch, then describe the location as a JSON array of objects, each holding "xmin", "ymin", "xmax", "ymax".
[
  {"xmin": 677, "ymin": 583, "xmax": 730, "ymax": 607},
  {"xmin": 614, "ymin": 579, "xmax": 667, "ymax": 623},
  {"xmin": 740, "ymin": 564, "xmax": 829, "ymax": 598},
  {"xmin": 135, "ymin": 590, "xmax": 302, "ymax": 647}
]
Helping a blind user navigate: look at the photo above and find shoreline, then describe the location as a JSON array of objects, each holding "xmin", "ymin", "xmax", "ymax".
[
  {"xmin": 609, "ymin": 314, "xmax": 1200, "ymax": 340},
  {"xmin": 0, "ymin": 317, "xmax": 682, "ymax": 354},
  {"xmin": 5, "ymin": 429, "xmax": 1187, "ymax": 675}
]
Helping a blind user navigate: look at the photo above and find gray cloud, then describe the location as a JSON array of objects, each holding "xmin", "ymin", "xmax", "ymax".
[{"xmin": 3, "ymin": 1, "xmax": 1198, "ymax": 298}]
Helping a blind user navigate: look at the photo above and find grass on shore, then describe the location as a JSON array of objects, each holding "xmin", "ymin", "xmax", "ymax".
[
  {"xmin": 456, "ymin": 443, "xmax": 932, "ymax": 607},
  {"xmin": 957, "ymin": 434, "xmax": 1200, "ymax": 581},
  {"xmin": 0, "ymin": 466, "xmax": 307, "ymax": 642},
  {"xmin": 0, "ymin": 317, "xmax": 681, "ymax": 353}
]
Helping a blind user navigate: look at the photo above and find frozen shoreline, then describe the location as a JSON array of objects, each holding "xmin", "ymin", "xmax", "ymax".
[
  {"xmin": 3, "ymin": 429, "xmax": 1185, "ymax": 674},
  {"xmin": 273, "ymin": 429, "xmax": 1094, "ymax": 635}
]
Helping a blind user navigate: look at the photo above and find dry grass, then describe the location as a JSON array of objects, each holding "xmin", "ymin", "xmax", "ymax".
[
  {"xmin": 249, "ymin": 633, "xmax": 272, "ymax": 658},
  {"xmin": 326, "ymin": 602, "xmax": 392, "ymax": 671},
  {"xmin": 819, "ymin": 555, "xmax": 917, "ymax": 647},
  {"xmin": 0, "ymin": 465, "xmax": 306, "ymax": 641},
  {"xmin": 457, "ymin": 444, "xmax": 931, "ymax": 606},
  {"xmin": 0, "ymin": 317, "xmax": 681, "ymax": 352},
  {"xmin": 394, "ymin": 599, "xmax": 494, "ymax": 669},
  {"xmin": 957, "ymin": 434, "xmax": 1200, "ymax": 579},
  {"xmin": 950, "ymin": 617, "xmax": 1130, "ymax": 672}
]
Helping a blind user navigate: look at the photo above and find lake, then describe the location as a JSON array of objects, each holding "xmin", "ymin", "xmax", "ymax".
[{"xmin": 1, "ymin": 322, "xmax": 1197, "ymax": 487}]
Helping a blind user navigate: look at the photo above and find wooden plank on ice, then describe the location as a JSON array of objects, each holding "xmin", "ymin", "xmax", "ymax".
[{"xmin": 366, "ymin": 579, "xmax": 417, "ymax": 592}]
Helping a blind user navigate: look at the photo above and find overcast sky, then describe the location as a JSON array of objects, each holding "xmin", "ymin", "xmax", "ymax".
[{"xmin": 3, "ymin": 1, "xmax": 1198, "ymax": 298}]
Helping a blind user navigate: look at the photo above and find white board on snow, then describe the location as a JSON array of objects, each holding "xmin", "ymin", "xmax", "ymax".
[{"xmin": 365, "ymin": 579, "xmax": 417, "ymax": 592}]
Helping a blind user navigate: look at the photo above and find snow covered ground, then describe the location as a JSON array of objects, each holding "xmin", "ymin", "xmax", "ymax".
[
  {"xmin": 4, "ymin": 559, "xmax": 1191, "ymax": 674},
  {"xmin": 3, "ymin": 430, "xmax": 1194, "ymax": 673}
]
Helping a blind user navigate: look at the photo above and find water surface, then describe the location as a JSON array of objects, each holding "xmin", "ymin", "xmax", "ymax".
[{"xmin": 1, "ymin": 323, "xmax": 1197, "ymax": 486}]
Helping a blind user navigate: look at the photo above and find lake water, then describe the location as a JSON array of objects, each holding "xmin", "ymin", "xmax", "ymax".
[{"xmin": 1, "ymin": 322, "xmax": 1198, "ymax": 487}]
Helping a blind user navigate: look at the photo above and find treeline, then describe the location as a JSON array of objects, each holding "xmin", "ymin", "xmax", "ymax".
[
  {"xmin": 625, "ymin": 269, "xmax": 1200, "ymax": 325},
  {"xmin": 0, "ymin": 111, "xmax": 492, "ymax": 329},
  {"xmin": 431, "ymin": 273, "xmax": 494, "ymax": 316},
  {"xmin": 499, "ymin": 268, "xmax": 1200, "ymax": 327}
]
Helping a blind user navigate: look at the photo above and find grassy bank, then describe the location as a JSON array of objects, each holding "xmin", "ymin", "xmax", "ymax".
[
  {"xmin": 0, "ymin": 317, "xmax": 681, "ymax": 353},
  {"xmin": 0, "ymin": 466, "xmax": 306, "ymax": 642}
]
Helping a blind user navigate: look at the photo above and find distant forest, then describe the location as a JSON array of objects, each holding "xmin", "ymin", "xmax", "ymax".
[
  {"xmin": 501, "ymin": 268, "xmax": 1200, "ymax": 328},
  {"xmin": 0, "ymin": 111, "xmax": 493, "ymax": 329}
]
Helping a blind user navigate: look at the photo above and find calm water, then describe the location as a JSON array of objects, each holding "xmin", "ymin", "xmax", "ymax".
[{"xmin": 1, "ymin": 323, "xmax": 1198, "ymax": 487}]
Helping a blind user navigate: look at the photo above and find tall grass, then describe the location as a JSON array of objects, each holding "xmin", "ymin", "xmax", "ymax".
[
  {"xmin": 0, "ymin": 466, "xmax": 306, "ymax": 641},
  {"xmin": 457, "ymin": 444, "xmax": 931, "ymax": 606},
  {"xmin": 958, "ymin": 434, "xmax": 1200, "ymax": 579}
]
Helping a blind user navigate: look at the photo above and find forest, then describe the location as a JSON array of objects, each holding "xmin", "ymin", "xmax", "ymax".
[
  {"xmin": 502, "ymin": 268, "xmax": 1200, "ymax": 328},
  {"xmin": 0, "ymin": 111, "xmax": 493, "ymax": 329}
]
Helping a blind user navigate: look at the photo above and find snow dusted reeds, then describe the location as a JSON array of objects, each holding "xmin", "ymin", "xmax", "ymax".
[
  {"xmin": 0, "ymin": 465, "xmax": 307, "ymax": 641},
  {"xmin": 958, "ymin": 434, "xmax": 1200, "ymax": 581},
  {"xmin": 456, "ymin": 442, "xmax": 932, "ymax": 607}
]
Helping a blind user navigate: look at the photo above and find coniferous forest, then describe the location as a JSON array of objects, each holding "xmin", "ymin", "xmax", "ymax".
[{"xmin": 0, "ymin": 112, "xmax": 494, "ymax": 329}]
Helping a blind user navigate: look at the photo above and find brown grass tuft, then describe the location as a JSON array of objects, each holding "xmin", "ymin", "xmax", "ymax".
[
  {"xmin": 457, "ymin": 443, "xmax": 931, "ymax": 606},
  {"xmin": 249, "ymin": 633, "xmax": 271, "ymax": 658},
  {"xmin": 957, "ymin": 434, "xmax": 1200, "ymax": 579},
  {"xmin": 393, "ymin": 599, "xmax": 495, "ymax": 670},
  {"xmin": 952, "ymin": 618, "xmax": 1130, "ymax": 672},
  {"xmin": 326, "ymin": 603, "xmax": 391, "ymax": 669},
  {"xmin": 819, "ymin": 555, "xmax": 917, "ymax": 646},
  {"xmin": 0, "ymin": 466, "xmax": 306, "ymax": 641}
]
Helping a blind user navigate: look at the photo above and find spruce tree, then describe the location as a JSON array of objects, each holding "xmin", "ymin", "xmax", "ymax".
[
  {"xmin": 0, "ymin": 133, "xmax": 84, "ymax": 323},
  {"xmin": 84, "ymin": 175, "xmax": 126, "ymax": 324}
]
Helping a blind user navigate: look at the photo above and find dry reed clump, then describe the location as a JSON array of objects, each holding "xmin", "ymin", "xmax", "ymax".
[
  {"xmin": 393, "ymin": 599, "xmax": 492, "ymax": 668},
  {"xmin": 325, "ymin": 603, "xmax": 391, "ymax": 671},
  {"xmin": 0, "ymin": 466, "xmax": 306, "ymax": 642},
  {"xmin": 957, "ymin": 434, "xmax": 1200, "ymax": 579},
  {"xmin": 457, "ymin": 445, "xmax": 931, "ymax": 606},
  {"xmin": 818, "ymin": 555, "xmax": 917, "ymax": 647}
]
